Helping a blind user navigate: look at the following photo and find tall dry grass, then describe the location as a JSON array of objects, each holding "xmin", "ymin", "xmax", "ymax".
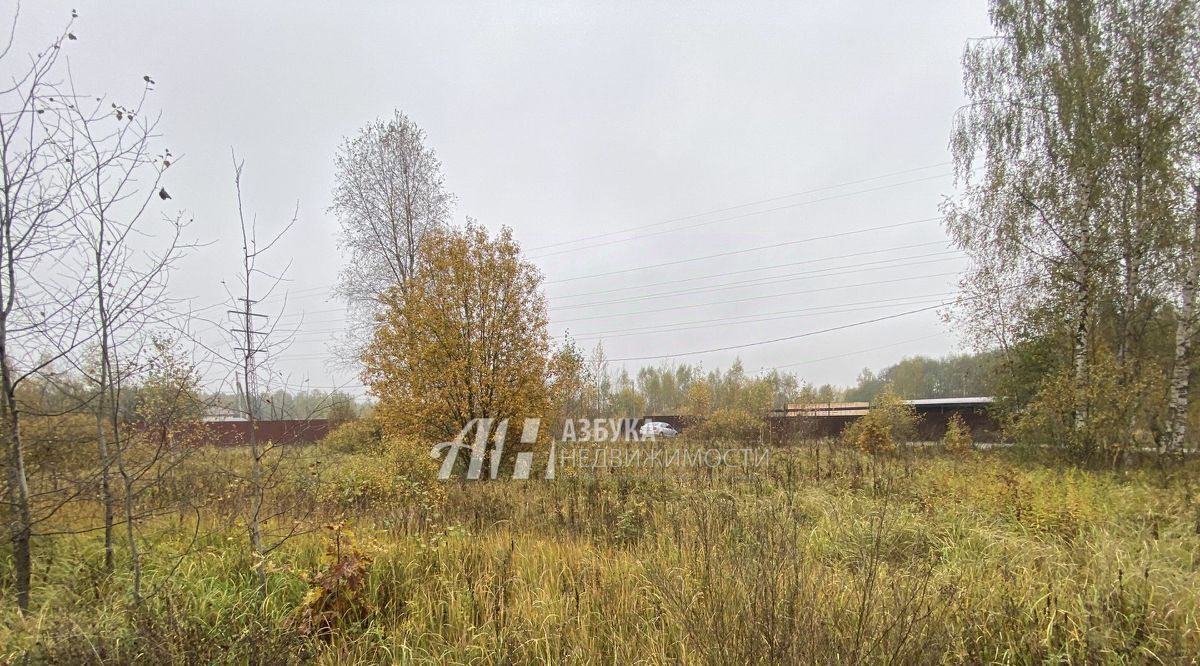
[{"xmin": 1, "ymin": 442, "xmax": 1198, "ymax": 664}]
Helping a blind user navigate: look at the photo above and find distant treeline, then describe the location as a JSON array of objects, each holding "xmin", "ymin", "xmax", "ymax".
[{"xmin": 569, "ymin": 344, "xmax": 996, "ymax": 420}]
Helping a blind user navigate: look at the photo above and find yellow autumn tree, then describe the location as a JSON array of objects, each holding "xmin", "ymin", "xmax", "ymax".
[
  {"xmin": 363, "ymin": 221, "xmax": 552, "ymax": 442},
  {"xmin": 941, "ymin": 412, "xmax": 973, "ymax": 455},
  {"xmin": 841, "ymin": 385, "xmax": 919, "ymax": 454}
]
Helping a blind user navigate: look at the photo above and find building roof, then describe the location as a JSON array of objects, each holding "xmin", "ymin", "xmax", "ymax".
[
  {"xmin": 776, "ymin": 396, "xmax": 994, "ymax": 418},
  {"xmin": 904, "ymin": 397, "xmax": 994, "ymax": 406}
]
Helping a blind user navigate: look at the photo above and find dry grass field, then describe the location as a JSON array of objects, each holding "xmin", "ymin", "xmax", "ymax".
[{"xmin": 2, "ymin": 442, "xmax": 1198, "ymax": 665}]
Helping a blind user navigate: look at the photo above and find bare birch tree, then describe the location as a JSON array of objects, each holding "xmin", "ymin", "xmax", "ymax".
[
  {"xmin": 330, "ymin": 111, "xmax": 453, "ymax": 358},
  {"xmin": 223, "ymin": 155, "xmax": 326, "ymax": 595},
  {"xmin": 0, "ymin": 9, "xmax": 93, "ymax": 613},
  {"xmin": 64, "ymin": 69, "xmax": 190, "ymax": 600}
]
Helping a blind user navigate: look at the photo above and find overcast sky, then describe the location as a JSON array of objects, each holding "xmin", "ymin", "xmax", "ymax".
[{"xmin": 15, "ymin": 1, "xmax": 993, "ymax": 398}]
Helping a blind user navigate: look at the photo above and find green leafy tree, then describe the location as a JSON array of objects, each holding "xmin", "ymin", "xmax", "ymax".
[{"xmin": 945, "ymin": 0, "xmax": 1199, "ymax": 456}]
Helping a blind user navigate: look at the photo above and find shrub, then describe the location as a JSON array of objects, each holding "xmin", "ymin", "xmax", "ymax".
[
  {"xmin": 320, "ymin": 417, "xmax": 383, "ymax": 455},
  {"xmin": 942, "ymin": 413, "xmax": 972, "ymax": 454},
  {"xmin": 689, "ymin": 407, "xmax": 763, "ymax": 443},
  {"xmin": 842, "ymin": 386, "xmax": 919, "ymax": 453},
  {"xmin": 853, "ymin": 417, "xmax": 894, "ymax": 455},
  {"xmin": 290, "ymin": 523, "xmax": 374, "ymax": 641},
  {"xmin": 1007, "ymin": 348, "xmax": 1153, "ymax": 466},
  {"xmin": 318, "ymin": 437, "xmax": 444, "ymax": 514}
]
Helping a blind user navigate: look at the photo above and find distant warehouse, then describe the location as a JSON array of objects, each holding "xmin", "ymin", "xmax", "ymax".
[{"xmin": 768, "ymin": 396, "xmax": 998, "ymax": 441}]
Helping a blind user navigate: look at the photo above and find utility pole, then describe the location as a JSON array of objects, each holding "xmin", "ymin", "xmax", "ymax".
[
  {"xmin": 227, "ymin": 153, "xmax": 300, "ymax": 595},
  {"xmin": 231, "ymin": 294, "xmax": 268, "ymax": 592},
  {"xmin": 231, "ymin": 297, "xmax": 267, "ymax": 424}
]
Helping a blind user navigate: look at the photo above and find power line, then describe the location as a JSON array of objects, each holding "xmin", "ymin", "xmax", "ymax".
[
  {"xmin": 244, "ymin": 235, "xmax": 957, "ymax": 329},
  {"xmin": 529, "ymin": 171, "xmax": 953, "ymax": 258},
  {"xmin": 270, "ymin": 296, "xmax": 966, "ymax": 368},
  {"xmin": 198, "ymin": 261, "xmax": 963, "ymax": 345},
  {"xmin": 273, "ymin": 305, "xmax": 347, "ymax": 321},
  {"xmin": 753, "ymin": 332, "xmax": 951, "ymax": 374},
  {"xmin": 554, "ymin": 271, "xmax": 961, "ymax": 324},
  {"xmin": 528, "ymin": 161, "xmax": 951, "ymax": 252},
  {"xmin": 220, "ymin": 217, "xmax": 950, "ymax": 326},
  {"xmin": 557, "ymin": 292, "xmax": 954, "ymax": 339},
  {"xmin": 568, "ymin": 298, "xmax": 948, "ymax": 342},
  {"xmin": 605, "ymin": 302, "xmax": 950, "ymax": 362},
  {"xmin": 283, "ymin": 249, "xmax": 961, "ymax": 322},
  {"xmin": 603, "ymin": 281, "xmax": 1032, "ymax": 364},
  {"xmin": 550, "ymin": 252, "xmax": 963, "ymax": 311},
  {"xmin": 281, "ymin": 301, "xmax": 952, "ymax": 364},
  {"xmin": 548, "ymin": 240, "xmax": 950, "ymax": 299},
  {"xmin": 183, "ymin": 284, "xmax": 336, "ymax": 314},
  {"xmin": 545, "ymin": 215, "xmax": 942, "ymax": 285},
  {"xmin": 254, "ymin": 291, "xmax": 957, "ymax": 343},
  {"xmin": 280, "ymin": 295, "xmax": 953, "ymax": 354}
]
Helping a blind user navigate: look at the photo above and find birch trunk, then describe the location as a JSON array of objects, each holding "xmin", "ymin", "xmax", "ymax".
[
  {"xmin": 242, "ymin": 369, "xmax": 267, "ymax": 594},
  {"xmin": 2, "ymin": 222, "xmax": 33, "ymax": 613},
  {"xmin": 94, "ymin": 318, "xmax": 115, "ymax": 574},
  {"xmin": 1, "ymin": 352, "xmax": 32, "ymax": 612},
  {"xmin": 1164, "ymin": 188, "xmax": 1200, "ymax": 454},
  {"xmin": 1072, "ymin": 282, "xmax": 1091, "ymax": 431}
]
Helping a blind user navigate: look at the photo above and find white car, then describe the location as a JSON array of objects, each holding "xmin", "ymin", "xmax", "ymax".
[{"xmin": 638, "ymin": 421, "xmax": 679, "ymax": 439}]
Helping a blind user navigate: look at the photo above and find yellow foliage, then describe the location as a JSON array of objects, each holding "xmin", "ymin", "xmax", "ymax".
[
  {"xmin": 685, "ymin": 381, "xmax": 714, "ymax": 418},
  {"xmin": 942, "ymin": 413, "xmax": 972, "ymax": 455},
  {"xmin": 853, "ymin": 417, "xmax": 895, "ymax": 455},
  {"xmin": 842, "ymin": 386, "xmax": 919, "ymax": 453},
  {"xmin": 1008, "ymin": 347, "xmax": 1154, "ymax": 464},
  {"xmin": 320, "ymin": 417, "xmax": 383, "ymax": 455},
  {"xmin": 317, "ymin": 438, "xmax": 445, "ymax": 514},
  {"xmin": 689, "ymin": 407, "xmax": 762, "ymax": 443},
  {"xmin": 289, "ymin": 523, "xmax": 374, "ymax": 641},
  {"xmin": 363, "ymin": 222, "xmax": 553, "ymax": 443}
]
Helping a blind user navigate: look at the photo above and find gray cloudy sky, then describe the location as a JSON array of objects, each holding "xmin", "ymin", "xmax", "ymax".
[{"xmin": 17, "ymin": 1, "xmax": 993, "ymax": 397}]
